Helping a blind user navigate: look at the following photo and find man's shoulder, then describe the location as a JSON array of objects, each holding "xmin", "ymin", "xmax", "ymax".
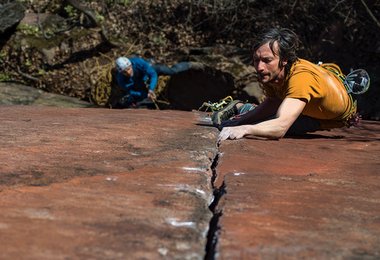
[
  {"xmin": 290, "ymin": 59, "xmax": 322, "ymax": 79},
  {"xmin": 130, "ymin": 57, "xmax": 152, "ymax": 70},
  {"xmin": 130, "ymin": 56, "xmax": 146, "ymax": 64},
  {"xmin": 286, "ymin": 59, "xmax": 322, "ymax": 91},
  {"xmin": 292, "ymin": 58, "xmax": 318, "ymax": 70}
]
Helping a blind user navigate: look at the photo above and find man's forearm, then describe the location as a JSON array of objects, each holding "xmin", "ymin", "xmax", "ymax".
[
  {"xmin": 241, "ymin": 118, "xmax": 289, "ymax": 139},
  {"xmin": 219, "ymin": 98, "xmax": 307, "ymax": 142},
  {"xmin": 218, "ymin": 119, "xmax": 288, "ymax": 142}
]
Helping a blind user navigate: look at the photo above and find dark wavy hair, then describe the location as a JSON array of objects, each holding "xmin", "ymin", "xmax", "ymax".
[{"xmin": 252, "ymin": 28, "xmax": 300, "ymax": 76}]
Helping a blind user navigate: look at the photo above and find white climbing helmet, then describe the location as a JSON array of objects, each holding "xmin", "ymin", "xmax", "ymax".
[{"xmin": 115, "ymin": 57, "xmax": 132, "ymax": 72}]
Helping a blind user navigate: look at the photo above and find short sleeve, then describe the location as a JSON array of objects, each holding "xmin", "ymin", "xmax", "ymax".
[{"xmin": 286, "ymin": 71, "xmax": 323, "ymax": 103}]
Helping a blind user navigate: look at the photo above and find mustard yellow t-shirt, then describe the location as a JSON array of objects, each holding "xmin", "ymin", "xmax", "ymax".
[{"xmin": 265, "ymin": 59, "xmax": 355, "ymax": 125}]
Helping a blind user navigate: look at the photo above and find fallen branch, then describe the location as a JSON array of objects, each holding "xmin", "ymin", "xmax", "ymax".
[{"xmin": 17, "ymin": 67, "xmax": 40, "ymax": 82}]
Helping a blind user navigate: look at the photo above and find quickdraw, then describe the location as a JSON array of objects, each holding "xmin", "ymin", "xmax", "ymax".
[{"xmin": 198, "ymin": 96, "xmax": 234, "ymax": 112}]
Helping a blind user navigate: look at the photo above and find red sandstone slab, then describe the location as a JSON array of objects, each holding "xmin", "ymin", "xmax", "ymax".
[
  {"xmin": 0, "ymin": 106, "xmax": 218, "ymax": 259},
  {"xmin": 216, "ymin": 121, "xmax": 380, "ymax": 259}
]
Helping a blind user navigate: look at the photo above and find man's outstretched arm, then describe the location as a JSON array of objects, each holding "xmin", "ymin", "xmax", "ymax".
[{"xmin": 218, "ymin": 98, "xmax": 306, "ymax": 141}]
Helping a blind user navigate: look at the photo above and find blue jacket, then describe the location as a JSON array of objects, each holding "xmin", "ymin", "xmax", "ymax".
[{"xmin": 115, "ymin": 57, "xmax": 158, "ymax": 99}]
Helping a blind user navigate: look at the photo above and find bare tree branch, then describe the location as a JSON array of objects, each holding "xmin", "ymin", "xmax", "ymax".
[
  {"xmin": 359, "ymin": 0, "xmax": 380, "ymax": 29},
  {"xmin": 66, "ymin": 0, "xmax": 120, "ymax": 47}
]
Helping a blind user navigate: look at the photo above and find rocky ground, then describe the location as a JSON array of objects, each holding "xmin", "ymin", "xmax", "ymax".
[
  {"xmin": 0, "ymin": 82, "xmax": 93, "ymax": 107},
  {"xmin": 0, "ymin": 106, "xmax": 379, "ymax": 259},
  {"xmin": 1, "ymin": 2, "xmax": 380, "ymax": 258}
]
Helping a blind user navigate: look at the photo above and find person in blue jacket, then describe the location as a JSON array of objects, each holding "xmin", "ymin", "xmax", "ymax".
[{"xmin": 113, "ymin": 56, "xmax": 192, "ymax": 108}]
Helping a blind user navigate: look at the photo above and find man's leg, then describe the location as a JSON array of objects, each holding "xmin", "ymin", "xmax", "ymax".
[
  {"xmin": 237, "ymin": 103, "xmax": 257, "ymax": 114},
  {"xmin": 107, "ymin": 86, "xmax": 130, "ymax": 108},
  {"xmin": 153, "ymin": 62, "xmax": 191, "ymax": 76},
  {"xmin": 170, "ymin": 62, "xmax": 191, "ymax": 74},
  {"xmin": 213, "ymin": 102, "xmax": 258, "ymax": 125},
  {"xmin": 152, "ymin": 64, "xmax": 174, "ymax": 75},
  {"xmin": 118, "ymin": 94, "xmax": 137, "ymax": 108}
]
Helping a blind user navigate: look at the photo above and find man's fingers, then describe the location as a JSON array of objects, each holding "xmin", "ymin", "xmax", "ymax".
[
  {"xmin": 148, "ymin": 90, "xmax": 156, "ymax": 100},
  {"xmin": 218, "ymin": 128, "xmax": 232, "ymax": 143},
  {"xmin": 218, "ymin": 126, "xmax": 246, "ymax": 144}
]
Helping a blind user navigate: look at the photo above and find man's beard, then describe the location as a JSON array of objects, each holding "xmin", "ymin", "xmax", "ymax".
[
  {"xmin": 258, "ymin": 71, "xmax": 280, "ymax": 85},
  {"xmin": 258, "ymin": 65, "xmax": 285, "ymax": 86}
]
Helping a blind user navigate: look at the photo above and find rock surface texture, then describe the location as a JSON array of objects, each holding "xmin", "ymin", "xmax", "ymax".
[
  {"xmin": 216, "ymin": 121, "xmax": 380, "ymax": 259},
  {"xmin": 0, "ymin": 83, "xmax": 93, "ymax": 107},
  {"xmin": 0, "ymin": 106, "xmax": 217, "ymax": 259},
  {"xmin": 0, "ymin": 106, "xmax": 379, "ymax": 259},
  {"xmin": 0, "ymin": 2, "xmax": 25, "ymax": 33}
]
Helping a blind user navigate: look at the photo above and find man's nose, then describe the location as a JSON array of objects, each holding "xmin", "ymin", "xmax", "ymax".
[{"xmin": 256, "ymin": 61, "xmax": 265, "ymax": 72}]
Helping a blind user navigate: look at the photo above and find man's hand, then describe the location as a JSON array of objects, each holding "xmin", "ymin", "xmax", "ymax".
[
  {"xmin": 218, "ymin": 126, "xmax": 248, "ymax": 144},
  {"xmin": 148, "ymin": 90, "xmax": 156, "ymax": 100}
]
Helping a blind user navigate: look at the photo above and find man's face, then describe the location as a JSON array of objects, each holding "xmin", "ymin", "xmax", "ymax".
[
  {"xmin": 122, "ymin": 66, "xmax": 133, "ymax": 77},
  {"xmin": 252, "ymin": 42, "xmax": 287, "ymax": 85}
]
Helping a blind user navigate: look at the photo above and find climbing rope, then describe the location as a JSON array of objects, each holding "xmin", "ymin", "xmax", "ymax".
[
  {"xmin": 152, "ymin": 75, "xmax": 171, "ymax": 109},
  {"xmin": 90, "ymin": 54, "xmax": 114, "ymax": 106}
]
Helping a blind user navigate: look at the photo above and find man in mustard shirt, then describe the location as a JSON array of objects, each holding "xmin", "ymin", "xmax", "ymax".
[{"xmin": 216, "ymin": 28, "xmax": 366, "ymax": 142}]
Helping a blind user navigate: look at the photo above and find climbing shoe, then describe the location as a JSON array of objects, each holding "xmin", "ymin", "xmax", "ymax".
[{"xmin": 211, "ymin": 100, "xmax": 241, "ymax": 126}]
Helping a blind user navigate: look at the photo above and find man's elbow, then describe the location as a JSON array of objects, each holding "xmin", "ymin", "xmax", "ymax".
[
  {"xmin": 269, "ymin": 126, "xmax": 288, "ymax": 139},
  {"xmin": 269, "ymin": 131, "xmax": 286, "ymax": 139},
  {"xmin": 271, "ymin": 117, "xmax": 296, "ymax": 139}
]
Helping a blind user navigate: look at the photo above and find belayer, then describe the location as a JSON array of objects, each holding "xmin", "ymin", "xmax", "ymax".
[{"xmin": 111, "ymin": 56, "xmax": 192, "ymax": 108}]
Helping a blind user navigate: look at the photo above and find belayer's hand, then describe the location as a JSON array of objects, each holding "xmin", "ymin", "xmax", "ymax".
[{"xmin": 148, "ymin": 90, "xmax": 156, "ymax": 100}]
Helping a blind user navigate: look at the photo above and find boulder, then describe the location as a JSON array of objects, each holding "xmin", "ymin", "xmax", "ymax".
[
  {"xmin": 0, "ymin": 82, "xmax": 93, "ymax": 107},
  {"xmin": 0, "ymin": 2, "xmax": 25, "ymax": 33}
]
